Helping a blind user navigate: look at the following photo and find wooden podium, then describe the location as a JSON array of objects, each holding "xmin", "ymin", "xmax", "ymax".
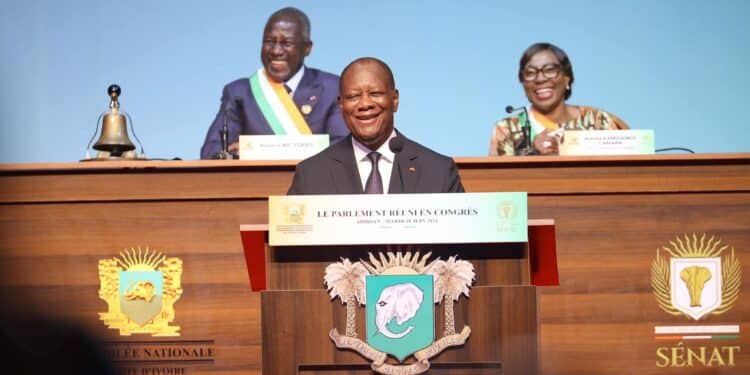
[
  {"xmin": 240, "ymin": 220, "xmax": 557, "ymax": 375},
  {"xmin": 3, "ymin": 154, "xmax": 748, "ymax": 373}
]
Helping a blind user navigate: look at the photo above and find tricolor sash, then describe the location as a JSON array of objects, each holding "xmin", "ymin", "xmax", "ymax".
[
  {"xmin": 248, "ymin": 68, "xmax": 312, "ymax": 135},
  {"xmin": 527, "ymin": 106, "xmax": 560, "ymax": 139}
]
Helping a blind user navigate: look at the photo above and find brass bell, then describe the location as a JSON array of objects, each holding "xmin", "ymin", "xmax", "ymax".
[{"xmin": 85, "ymin": 84, "xmax": 143, "ymax": 160}]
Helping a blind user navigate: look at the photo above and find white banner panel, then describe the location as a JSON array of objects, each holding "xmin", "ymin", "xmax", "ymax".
[
  {"xmin": 560, "ymin": 129, "xmax": 655, "ymax": 156},
  {"xmin": 239, "ymin": 134, "xmax": 329, "ymax": 160},
  {"xmin": 268, "ymin": 192, "xmax": 527, "ymax": 246}
]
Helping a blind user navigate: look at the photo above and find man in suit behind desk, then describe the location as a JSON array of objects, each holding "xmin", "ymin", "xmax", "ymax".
[
  {"xmin": 200, "ymin": 7, "xmax": 349, "ymax": 159},
  {"xmin": 287, "ymin": 57, "xmax": 464, "ymax": 195}
]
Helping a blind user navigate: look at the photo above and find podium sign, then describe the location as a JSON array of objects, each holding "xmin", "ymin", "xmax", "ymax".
[
  {"xmin": 268, "ymin": 192, "xmax": 527, "ymax": 246},
  {"xmin": 239, "ymin": 134, "xmax": 329, "ymax": 160},
  {"xmin": 560, "ymin": 129, "xmax": 655, "ymax": 156}
]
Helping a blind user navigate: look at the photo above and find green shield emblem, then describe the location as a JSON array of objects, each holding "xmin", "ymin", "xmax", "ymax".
[
  {"xmin": 366, "ymin": 275, "xmax": 434, "ymax": 361},
  {"xmin": 119, "ymin": 271, "xmax": 163, "ymax": 326}
]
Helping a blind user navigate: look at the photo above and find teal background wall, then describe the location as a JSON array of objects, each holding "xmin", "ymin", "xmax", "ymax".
[{"xmin": 1, "ymin": 0, "xmax": 748, "ymax": 162}]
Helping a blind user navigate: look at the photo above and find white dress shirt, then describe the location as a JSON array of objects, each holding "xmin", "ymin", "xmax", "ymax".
[
  {"xmin": 351, "ymin": 130, "xmax": 397, "ymax": 193},
  {"xmin": 284, "ymin": 65, "xmax": 305, "ymax": 94}
]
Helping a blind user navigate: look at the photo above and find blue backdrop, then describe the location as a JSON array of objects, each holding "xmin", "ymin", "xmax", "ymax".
[{"xmin": 1, "ymin": 0, "xmax": 748, "ymax": 162}]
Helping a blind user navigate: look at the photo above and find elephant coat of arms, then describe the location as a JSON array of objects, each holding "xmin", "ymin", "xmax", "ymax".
[{"xmin": 325, "ymin": 251, "xmax": 475, "ymax": 375}]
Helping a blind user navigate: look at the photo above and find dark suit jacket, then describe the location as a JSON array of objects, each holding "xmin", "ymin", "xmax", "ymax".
[
  {"xmin": 200, "ymin": 67, "xmax": 349, "ymax": 159},
  {"xmin": 287, "ymin": 132, "xmax": 464, "ymax": 195}
]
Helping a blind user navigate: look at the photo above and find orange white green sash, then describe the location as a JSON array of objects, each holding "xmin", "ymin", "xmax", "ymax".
[
  {"xmin": 248, "ymin": 68, "xmax": 312, "ymax": 135},
  {"xmin": 528, "ymin": 106, "xmax": 559, "ymax": 139}
]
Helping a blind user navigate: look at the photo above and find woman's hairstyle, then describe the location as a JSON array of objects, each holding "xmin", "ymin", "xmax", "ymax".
[{"xmin": 518, "ymin": 42, "xmax": 574, "ymax": 100}]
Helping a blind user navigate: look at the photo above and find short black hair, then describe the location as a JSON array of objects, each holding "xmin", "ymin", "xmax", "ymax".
[
  {"xmin": 340, "ymin": 57, "xmax": 396, "ymax": 91},
  {"xmin": 266, "ymin": 7, "xmax": 311, "ymax": 42},
  {"xmin": 518, "ymin": 42, "xmax": 574, "ymax": 100}
]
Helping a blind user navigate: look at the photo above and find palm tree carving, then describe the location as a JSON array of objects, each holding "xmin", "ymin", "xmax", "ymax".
[
  {"xmin": 425, "ymin": 256, "xmax": 475, "ymax": 336},
  {"xmin": 325, "ymin": 258, "xmax": 370, "ymax": 337}
]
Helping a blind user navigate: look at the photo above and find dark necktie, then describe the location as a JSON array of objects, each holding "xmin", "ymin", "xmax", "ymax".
[
  {"xmin": 284, "ymin": 84, "xmax": 292, "ymax": 94},
  {"xmin": 365, "ymin": 152, "xmax": 383, "ymax": 194}
]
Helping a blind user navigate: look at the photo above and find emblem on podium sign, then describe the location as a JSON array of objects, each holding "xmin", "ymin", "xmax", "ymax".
[
  {"xmin": 98, "ymin": 247, "xmax": 183, "ymax": 336},
  {"xmin": 284, "ymin": 204, "xmax": 306, "ymax": 224},
  {"xmin": 367, "ymin": 275, "xmax": 434, "ymax": 361},
  {"xmin": 325, "ymin": 251, "xmax": 475, "ymax": 375},
  {"xmin": 650, "ymin": 234, "xmax": 741, "ymax": 320},
  {"xmin": 650, "ymin": 234, "xmax": 743, "ymax": 369}
]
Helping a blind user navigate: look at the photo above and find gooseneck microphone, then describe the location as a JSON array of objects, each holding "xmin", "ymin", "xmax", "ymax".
[
  {"xmin": 505, "ymin": 105, "xmax": 535, "ymax": 155},
  {"xmin": 389, "ymin": 137, "xmax": 405, "ymax": 193}
]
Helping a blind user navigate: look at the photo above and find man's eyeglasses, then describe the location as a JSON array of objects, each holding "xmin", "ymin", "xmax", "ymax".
[{"xmin": 521, "ymin": 63, "xmax": 561, "ymax": 82}]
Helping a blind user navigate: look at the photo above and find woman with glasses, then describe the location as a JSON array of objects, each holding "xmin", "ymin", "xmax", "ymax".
[{"xmin": 489, "ymin": 43, "xmax": 629, "ymax": 156}]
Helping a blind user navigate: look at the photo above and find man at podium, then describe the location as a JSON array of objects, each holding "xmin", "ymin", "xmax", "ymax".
[{"xmin": 287, "ymin": 57, "xmax": 464, "ymax": 195}]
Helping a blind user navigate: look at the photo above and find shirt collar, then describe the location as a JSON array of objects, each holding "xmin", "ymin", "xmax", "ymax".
[
  {"xmin": 351, "ymin": 129, "xmax": 397, "ymax": 163},
  {"xmin": 284, "ymin": 65, "xmax": 305, "ymax": 94}
]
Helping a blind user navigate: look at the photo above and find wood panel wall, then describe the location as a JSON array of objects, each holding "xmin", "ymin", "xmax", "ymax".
[{"xmin": 1, "ymin": 153, "xmax": 748, "ymax": 374}]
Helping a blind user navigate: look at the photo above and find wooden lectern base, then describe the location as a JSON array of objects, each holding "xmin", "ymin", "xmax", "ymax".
[{"xmin": 261, "ymin": 286, "xmax": 537, "ymax": 375}]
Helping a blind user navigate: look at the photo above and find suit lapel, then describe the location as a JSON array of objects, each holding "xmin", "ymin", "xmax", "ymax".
[
  {"xmin": 328, "ymin": 136, "xmax": 364, "ymax": 194},
  {"xmin": 292, "ymin": 68, "xmax": 323, "ymax": 120},
  {"xmin": 388, "ymin": 163, "xmax": 402, "ymax": 194},
  {"xmin": 326, "ymin": 132, "xmax": 422, "ymax": 194}
]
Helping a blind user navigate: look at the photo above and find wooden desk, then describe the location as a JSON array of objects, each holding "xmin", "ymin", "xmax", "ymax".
[{"xmin": 1, "ymin": 154, "xmax": 748, "ymax": 374}]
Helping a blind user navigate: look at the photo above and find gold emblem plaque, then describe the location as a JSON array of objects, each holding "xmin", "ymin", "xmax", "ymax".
[
  {"xmin": 98, "ymin": 247, "xmax": 183, "ymax": 336},
  {"xmin": 651, "ymin": 234, "xmax": 741, "ymax": 320}
]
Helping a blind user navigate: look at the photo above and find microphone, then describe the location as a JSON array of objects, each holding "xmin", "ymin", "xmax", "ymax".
[
  {"xmin": 505, "ymin": 105, "xmax": 535, "ymax": 155},
  {"xmin": 389, "ymin": 137, "xmax": 404, "ymax": 154},
  {"xmin": 389, "ymin": 137, "xmax": 405, "ymax": 193}
]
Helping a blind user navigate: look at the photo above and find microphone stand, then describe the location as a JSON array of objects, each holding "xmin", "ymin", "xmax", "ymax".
[
  {"xmin": 517, "ymin": 112, "xmax": 535, "ymax": 156},
  {"xmin": 506, "ymin": 105, "xmax": 536, "ymax": 156},
  {"xmin": 216, "ymin": 103, "xmax": 235, "ymax": 160}
]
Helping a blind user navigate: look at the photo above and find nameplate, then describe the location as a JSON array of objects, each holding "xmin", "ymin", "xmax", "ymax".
[
  {"xmin": 268, "ymin": 192, "xmax": 527, "ymax": 246},
  {"xmin": 560, "ymin": 129, "xmax": 655, "ymax": 156},
  {"xmin": 239, "ymin": 134, "xmax": 329, "ymax": 160}
]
